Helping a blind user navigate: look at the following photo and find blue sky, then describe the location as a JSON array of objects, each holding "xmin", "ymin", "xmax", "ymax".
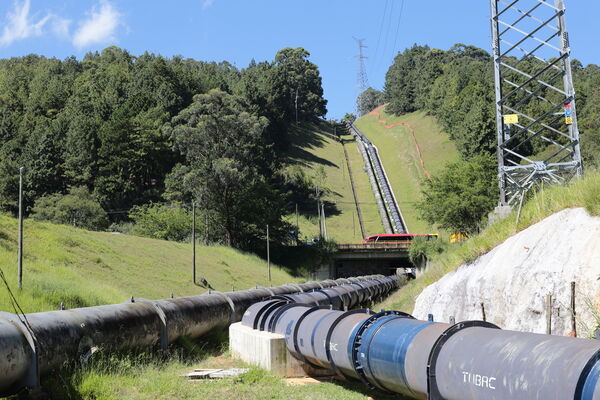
[{"xmin": 0, "ymin": 0, "xmax": 598, "ymax": 119}]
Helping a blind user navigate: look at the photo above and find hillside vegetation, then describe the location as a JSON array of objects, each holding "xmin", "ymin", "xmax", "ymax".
[
  {"xmin": 373, "ymin": 44, "xmax": 600, "ymax": 236},
  {"xmin": 0, "ymin": 46, "xmax": 330, "ymax": 252},
  {"xmin": 285, "ymin": 122, "xmax": 383, "ymax": 242},
  {"xmin": 377, "ymin": 169, "xmax": 600, "ymax": 314},
  {"xmin": 0, "ymin": 215, "xmax": 298, "ymax": 314},
  {"xmin": 355, "ymin": 107, "xmax": 460, "ymax": 234}
]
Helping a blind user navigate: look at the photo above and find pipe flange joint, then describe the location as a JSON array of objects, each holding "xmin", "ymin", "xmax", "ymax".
[
  {"xmin": 426, "ymin": 320, "xmax": 500, "ymax": 400},
  {"xmin": 324, "ymin": 309, "xmax": 374, "ymax": 380},
  {"xmin": 351, "ymin": 310, "xmax": 413, "ymax": 391}
]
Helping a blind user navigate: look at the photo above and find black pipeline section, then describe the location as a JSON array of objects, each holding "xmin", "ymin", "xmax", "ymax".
[
  {"xmin": 243, "ymin": 299, "xmax": 600, "ymax": 400},
  {"xmin": 0, "ymin": 275, "xmax": 400, "ymax": 395}
]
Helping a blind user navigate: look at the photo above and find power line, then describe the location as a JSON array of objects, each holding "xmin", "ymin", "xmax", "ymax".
[
  {"xmin": 376, "ymin": 0, "xmax": 395, "ymax": 74},
  {"xmin": 390, "ymin": 0, "xmax": 406, "ymax": 60},
  {"xmin": 371, "ymin": 0, "xmax": 390, "ymax": 77}
]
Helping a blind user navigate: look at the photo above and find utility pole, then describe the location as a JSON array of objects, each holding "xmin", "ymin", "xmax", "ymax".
[
  {"xmin": 295, "ymin": 87, "xmax": 299, "ymax": 124},
  {"xmin": 295, "ymin": 203, "xmax": 299, "ymax": 245},
  {"xmin": 266, "ymin": 225, "xmax": 271, "ymax": 286},
  {"xmin": 316, "ymin": 185, "xmax": 321, "ymax": 238},
  {"xmin": 354, "ymin": 37, "xmax": 369, "ymax": 116},
  {"xmin": 192, "ymin": 202, "xmax": 196, "ymax": 285},
  {"xmin": 17, "ymin": 167, "xmax": 24, "ymax": 290},
  {"xmin": 321, "ymin": 203, "xmax": 328, "ymax": 241}
]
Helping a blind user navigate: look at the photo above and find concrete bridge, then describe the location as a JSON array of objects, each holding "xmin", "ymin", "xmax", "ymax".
[{"xmin": 311, "ymin": 242, "xmax": 416, "ymax": 280}]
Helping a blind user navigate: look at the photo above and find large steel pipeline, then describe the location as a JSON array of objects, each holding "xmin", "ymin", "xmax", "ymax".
[
  {"xmin": 243, "ymin": 300, "xmax": 600, "ymax": 400},
  {"xmin": 0, "ymin": 275, "xmax": 401, "ymax": 395},
  {"xmin": 348, "ymin": 123, "xmax": 407, "ymax": 234}
]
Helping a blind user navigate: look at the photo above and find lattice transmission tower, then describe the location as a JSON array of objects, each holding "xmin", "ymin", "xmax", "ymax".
[
  {"xmin": 490, "ymin": 0, "xmax": 582, "ymax": 206},
  {"xmin": 354, "ymin": 37, "xmax": 369, "ymax": 115}
]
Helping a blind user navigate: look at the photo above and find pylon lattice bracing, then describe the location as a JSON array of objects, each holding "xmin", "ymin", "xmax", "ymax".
[
  {"xmin": 354, "ymin": 37, "xmax": 369, "ymax": 116},
  {"xmin": 490, "ymin": 0, "xmax": 582, "ymax": 205}
]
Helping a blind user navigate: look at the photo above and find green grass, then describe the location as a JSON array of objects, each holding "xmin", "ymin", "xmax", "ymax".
[
  {"xmin": 355, "ymin": 107, "xmax": 460, "ymax": 234},
  {"xmin": 285, "ymin": 122, "xmax": 383, "ymax": 242},
  {"xmin": 376, "ymin": 169, "xmax": 600, "ymax": 314},
  {"xmin": 0, "ymin": 215, "xmax": 300, "ymax": 313},
  {"xmin": 69, "ymin": 354, "xmax": 405, "ymax": 400}
]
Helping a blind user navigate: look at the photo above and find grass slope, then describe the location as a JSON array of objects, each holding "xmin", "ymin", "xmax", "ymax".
[
  {"xmin": 0, "ymin": 214, "xmax": 404, "ymax": 400},
  {"xmin": 0, "ymin": 215, "xmax": 299, "ymax": 313},
  {"xmin": 355, "ymin": 107, "xmax": 460, "ymax": 234},
  {"xmin": 286, "ymin": 122, "xmax": 383, "ymax": 242},
  {"xmin": 377, "ymin": 170, "xmax": 600, "ymax": 314},
  {"xmin": 73, "ymin": 352, "xmax": 405, "ymax": 400}
]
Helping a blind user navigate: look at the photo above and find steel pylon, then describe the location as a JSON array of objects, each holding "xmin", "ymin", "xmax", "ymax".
[{"xmin": 490, "ymin": 0, "xmax": 582, "ymax": 206}]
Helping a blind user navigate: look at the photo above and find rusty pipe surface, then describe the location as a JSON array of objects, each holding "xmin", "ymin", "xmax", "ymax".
[
  {"xmin": 0, "ymin": 274, "xmax": 400, "ymax": 395},
  {"xmin": 243, "ymin": 299, "xmax": 600, "ymax": 400}
]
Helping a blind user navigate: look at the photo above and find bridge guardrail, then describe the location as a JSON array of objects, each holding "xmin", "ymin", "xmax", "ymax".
[{"xmin": 337, "ymin": 242, "xmax": 411, "ymax": 250}]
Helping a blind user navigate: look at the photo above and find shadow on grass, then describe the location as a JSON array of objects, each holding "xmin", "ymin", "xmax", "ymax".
[
  {"xmin": 286, "ymin": 122, "xmax": 338, "ymax": 169},
  {"xmin": 12, "ymin": 330, "xmax": 229, "ymax": 400},
  {"xmin": 10, "ymin": 328, "xmax": 412, "ymax": 400},
  {"xmin": 330, "ymin": 379, "xmax": 412, "ymax": 400}
]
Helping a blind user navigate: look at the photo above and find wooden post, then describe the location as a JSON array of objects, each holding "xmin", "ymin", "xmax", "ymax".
[
  {"xmin": 192, "ymin": 202, "xmax": 196, "ymax": 285},
  {"xmin": 546, "ymin": 294, "xmax": 552, "ymax": 335},
  {"xmin": 17, "ymin": 167, "xmax": 24, "ymax": 290},
  {"xmin": 295, "ymin": 203, "xmax": 299, "ymax": 245},
  {"xmin": 571, "ymin": 282, "xmax": 577, "ymax": 337},
  {"xmin": 266, "ymin": 224, "xmax": 271, "ymax": 286},
  {"xmin": 480, "ymin": 302, "xmax": 487, "ymax": 322}
]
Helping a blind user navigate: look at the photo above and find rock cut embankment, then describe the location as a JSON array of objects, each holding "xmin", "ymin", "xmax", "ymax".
[{"xmin": 413, "ymin": 208, "xmax": 600, "ymax": 336}]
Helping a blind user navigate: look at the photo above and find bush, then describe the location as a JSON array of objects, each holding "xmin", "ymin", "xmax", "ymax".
[
  {"xmin": 32, "ymin": 187, "xmax": 109, "ymax": 231},
  {"xmin": 408, "ymin": 236, "xmax": 447, "ymax": 266},
  {"xmin": 416, "ymin": 154, "xmax": 498, "ymax": 234},
  {"xmin": 129, "ymin": 203, "xmax": 191, "ymax": 242}
]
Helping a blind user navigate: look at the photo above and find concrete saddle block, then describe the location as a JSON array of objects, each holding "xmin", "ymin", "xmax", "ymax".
[{"xmin": 229, "ymin": 322, "xmax": 335, "ymax": 378}]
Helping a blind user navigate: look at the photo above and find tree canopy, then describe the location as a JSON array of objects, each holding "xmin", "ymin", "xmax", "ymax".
[
  {"xmin": 0, "ymin": 46, "xmax": 327, "ymax": 250},
  {"xmin": 384, "ymin": 44, "xmax": 600, "ymax": 231}
]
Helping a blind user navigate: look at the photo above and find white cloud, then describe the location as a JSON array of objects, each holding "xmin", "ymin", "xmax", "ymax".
[
  {"xmin": 203, "ymin": 0, "xmax": 215, "ymax": 9},
  {"xmin": 0, "ymin": 0, "xmax": 50, "ymax": 46},
  {"xmin": 51, "ymin": 16, "xmax": 71, "ymax": 38},
  {"xmin": 72, "ymin": 1, "xmax": 121, "ymax": 49}
]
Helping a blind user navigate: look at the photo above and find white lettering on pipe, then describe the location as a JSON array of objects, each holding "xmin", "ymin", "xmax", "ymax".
[{"xmin": 462, "ymin": 371, "xmax": 497, "ymax": 390}]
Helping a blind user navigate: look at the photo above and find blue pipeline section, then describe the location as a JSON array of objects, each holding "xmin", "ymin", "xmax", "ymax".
[
  {"xmin": 0, "ymin": 275, "xmax": 401, "ymax": 396},
  {"xmin": 583, "ymin": 361, "xmax": 600, "ymax": 400},
  {"xmin": 243, "ymin": 293, "xmax": 600, "ymax": 400}
]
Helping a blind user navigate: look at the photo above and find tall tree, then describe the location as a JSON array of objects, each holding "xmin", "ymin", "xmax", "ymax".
[
  {"xmin": 357, "ymin": 87, "xmax": 384, "ymax": 116},
  {"xmin": 165, "ymin": 89, "xmax": 287, "ymax": 248}
]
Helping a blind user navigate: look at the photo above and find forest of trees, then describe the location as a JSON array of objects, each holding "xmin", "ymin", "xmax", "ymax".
[
  {"xmin": 0, "ymin": 46, "xmax": 327, "ymax": 249},
  {"xmin": 383, "ymin": 44, "xmax": 600, "ymax": 232}
]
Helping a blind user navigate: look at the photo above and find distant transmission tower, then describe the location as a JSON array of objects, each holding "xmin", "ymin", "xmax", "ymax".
[
  {"xmin": 354, "ymin": 37, "xmax": 369, "ymax": 115},
  {"xmin": 490, "ymin": 0, "xmax": 582, "ymax": 206}
]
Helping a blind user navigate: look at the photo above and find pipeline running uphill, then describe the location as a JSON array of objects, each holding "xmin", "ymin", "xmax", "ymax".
[
  {"xmin": 243, "ymin": 299, "xmax": 600, "ymax": 400},
  {"xmin": 0, "ymin": 275, "xmax": 399, "ymax": 395}
]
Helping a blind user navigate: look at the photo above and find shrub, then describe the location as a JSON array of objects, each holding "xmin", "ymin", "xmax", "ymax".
[
  {"xmin": 32, "ymin": 187, "xmax": 109, "ymax": 231},
  {"xmin": 129, "ymin": 203, "xmax": 191, "ymax": 242},
  {"xmin": 408, "ymin": 236, "xmax": 447, "ymax": 266},
  {"xmin": 416, "ymin": 154, "xmax": 498, "ymax": 234}
]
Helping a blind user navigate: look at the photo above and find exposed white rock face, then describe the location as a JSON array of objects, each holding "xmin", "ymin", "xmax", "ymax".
[{"xmin": 413, "ymin": 208, "xmax": 600, "ymax": 336}]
